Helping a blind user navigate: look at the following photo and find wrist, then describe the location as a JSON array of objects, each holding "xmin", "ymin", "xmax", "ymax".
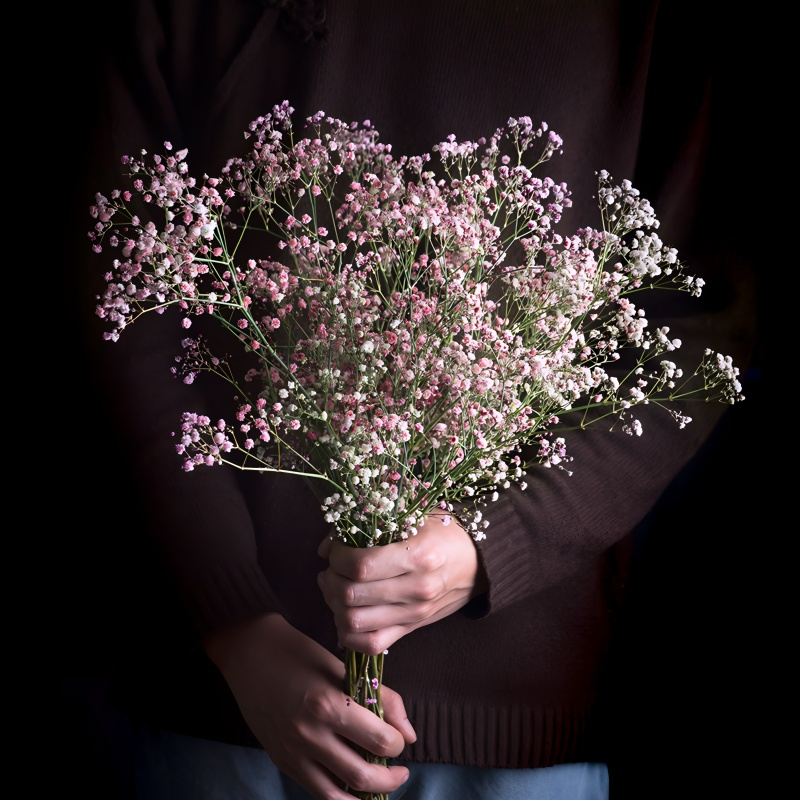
[{"xmin": 202, "ymin": 611, "xmax": 284, "ymax": 667}]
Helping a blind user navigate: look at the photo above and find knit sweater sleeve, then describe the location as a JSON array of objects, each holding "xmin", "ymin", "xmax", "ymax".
[
  {"xmin": 471, "ymin": 0, "xmax": 758, "ymax": 615},
  {"xmin": 77, "ymin": 1, "xmax": 289, "ymax": 636},
  {"xmin": 473, "ymin": 393, "xmax": 731, "ymax": 615}
]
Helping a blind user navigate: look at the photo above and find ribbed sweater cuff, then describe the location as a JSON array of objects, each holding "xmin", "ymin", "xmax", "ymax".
[{"xmin": 472, "ymin": 490, "xmax": 539, "ymax": 617}]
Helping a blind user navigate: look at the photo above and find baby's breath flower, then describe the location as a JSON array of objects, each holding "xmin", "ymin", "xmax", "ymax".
[{"xmin": 94, "ymin": 102, "xmax": 744, "ymax": 550}]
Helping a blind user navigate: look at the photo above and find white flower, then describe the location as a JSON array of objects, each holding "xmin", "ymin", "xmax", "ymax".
[{"xmin": 96, "ymin": 107, "xmax": 745, "ymax": 555}]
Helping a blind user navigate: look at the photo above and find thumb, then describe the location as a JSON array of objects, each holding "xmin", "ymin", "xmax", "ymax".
[
  {"xmin": 317, "ymin": 535, "xmax": 333, "ymax": 559},
  {"xmin": 381, "ymin": 684, "xmax": 417, "ymax": 744}
]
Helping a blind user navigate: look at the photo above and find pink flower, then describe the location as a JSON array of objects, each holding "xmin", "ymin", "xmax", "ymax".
[{"xmin": 94, "ymin": 102, "xmax": 743, "ymax": 559}]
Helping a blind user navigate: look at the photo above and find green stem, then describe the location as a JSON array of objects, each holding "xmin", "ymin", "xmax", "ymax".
[{"xmin": 345, "ymin": 647, "xmax": 388, "ymax": 800}]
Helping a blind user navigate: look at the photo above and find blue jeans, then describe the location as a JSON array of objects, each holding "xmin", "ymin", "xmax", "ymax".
[{"xmin": 134, "ymin": 725, "xmax": 609, "ymax": 800}]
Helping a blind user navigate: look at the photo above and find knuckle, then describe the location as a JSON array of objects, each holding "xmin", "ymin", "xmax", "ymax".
[
  {"xmin": 343, "ymin": 583, "xmax": 359, "ymax": 607},
  {"xmin": 362, "ymin": 633, "xmax": 386, "ymax": 656},
  {"xmin": 355, "ymin": 553, "xmax": 377, "ymax": 582},
  {"xmin": 417, "ymin": 574, "xmax": 444, "ymax": 602},
  {"xmin": 344, "ymin": 608, "xmax": 364, "ymax": 632},
  {"xmin": 414, "ymin": 547, "xmax": 444, "ymax": 573},
  {"xmin": 302, "ymin": 689, "xmax": 336, "ymax": 723},
  {"xmin": 372, "ymin": 727, "xmax": 401, "ymax": 756},
  {"xmin": 341, "ymin": 763, "xmax": 372, "ymax": 792}
]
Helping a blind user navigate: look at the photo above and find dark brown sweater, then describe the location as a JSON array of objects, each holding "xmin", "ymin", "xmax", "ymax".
[{"xmin": 73, "ymin": 0, "xmax": 757, "ymax": 770}]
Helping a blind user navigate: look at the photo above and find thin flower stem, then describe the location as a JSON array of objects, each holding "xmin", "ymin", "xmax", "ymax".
[{"xmin": 345, "ymin": 646, "xmax": 387, "ymax": 800}]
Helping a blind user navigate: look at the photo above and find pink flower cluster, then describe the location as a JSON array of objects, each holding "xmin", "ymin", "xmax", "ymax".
[{"xmin": 89, "ymin": 101, "xmax": 743, "ymax": 546}]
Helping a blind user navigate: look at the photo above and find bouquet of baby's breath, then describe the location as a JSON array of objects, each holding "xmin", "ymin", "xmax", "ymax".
[{"xmin": 90, "ymin": 100, "xmax": 743, "ymax": 799}]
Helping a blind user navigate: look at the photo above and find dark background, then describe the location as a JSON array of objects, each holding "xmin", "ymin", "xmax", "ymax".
[{"xmin": 28, "ymin": 6, "xmax": 776, "ymax": 799}]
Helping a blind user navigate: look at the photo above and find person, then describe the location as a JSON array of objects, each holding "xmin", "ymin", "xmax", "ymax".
[{"xmin": 54, "ymin": 1, "xmax": 760, "ymax": 798}]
